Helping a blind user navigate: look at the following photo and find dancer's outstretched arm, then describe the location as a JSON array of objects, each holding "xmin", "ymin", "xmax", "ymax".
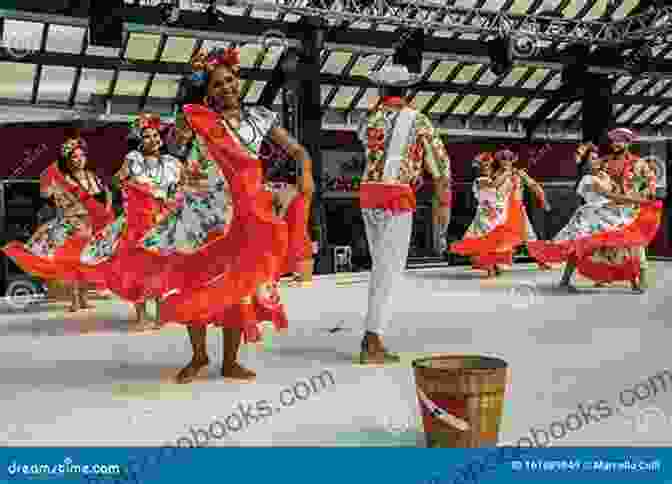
[{"xmin": 268, "ymin": 126, "xmax": 314, "ymax": 198}]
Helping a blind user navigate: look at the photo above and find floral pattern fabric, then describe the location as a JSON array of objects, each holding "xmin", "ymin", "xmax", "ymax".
[
  {"xmin": 141, "ymin": 106, "xmax": 277, "ymax": 255},
  {"xmin": 587, "ymin": 155, "xmax": 657, "ymax": 266},
  {"xmin": 358, "ymin": 108, "xmax": 451, "ymax": 185},
  {"xmin": 81, "ymin": 153, "xmax": 181, "ymax": 264},
  {"xmin": 551, "ymin": 175, "xmax": 636, "ymax": 244},
  {"xmin": 26, "ymin": 216, "xmax": 79, "ymax": 257}
]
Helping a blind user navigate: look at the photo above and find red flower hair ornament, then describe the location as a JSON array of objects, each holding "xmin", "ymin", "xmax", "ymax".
[{"xmin": 189, "ymin": 47, "xmax": 240, "ymax": 85}]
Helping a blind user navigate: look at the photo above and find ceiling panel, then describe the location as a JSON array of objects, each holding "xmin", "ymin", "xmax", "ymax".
[
  {"xmin": 321, "ymin": 85, "xmax": 334, "ymax": 104},
  {"xmin": 523, "ymin": 69, "xmax": 551, "ymax": 89},
  {"xmin": 244, "ymin": 81, "xmax": 267, "ymax": 103},
  {"xmin": 583, "ymin": 0, "xmax": 609, "ymax": 20},
  {"xmin": 76, "ymin": 69, "xmax": 113, "ymax": 103},
  {"xmin": 46, "ymin": 25, "xmax": 86, "ymax": 54},
  {"xmin": 429, "ymin": 61, "xmax": 459, "ymax": 82},
  {"xmin": 114, "ymin": 71, "xmax": 150, "ymax": 96},
  {"xmin": 508, "ymin": 0, "xmax": 533, "ymax": 13},
  {"xmin": 625, "ymin": 79, "xmax": 650, "ymax": 95},
  {"xmin": 239, "ymin": 44, "xmax": 263, "ymax": 68},
  {"xmin": 452, "ymin": 94, "xmax": 481, "ymax": 114},
  {"xmin": 476, "ymin": 96, "xmax": 503, "ymax": 115},
  {"xmin": 613, "ymin": 75, "xmax": 632, "ymax": 92},
  {"xmin": 0, "ymin": 63, "xmax": 35, "ymax": 100},
  {"xmin": 561, "ymin": 0, "xmax": 589, "ymax": 18},
  {"xmin": 249, "ymin": 8, "xmax": 277, "ymax": 19},
  {"xmin": 420, "ymin": 59, "xmax": 435, "ymax": 78},
  {"xmin": 260, "ymin": 46, "xmax": 285, "ymax": 69},
  {"xmin": 37, "ymin": 66, "xmax": 76, "ymax": 103},
  {"xmin": 497, "ymin": 97, "xmax": 525, "ymax": 116},
  {"xmin": 647, "ymin": 80, "xmax": 670, "ymax": 97},
  {"xmin": 500, "ymin": 67, "xmax": 529, "ymax": 87},
  {"xmin": 322, "ymin": 52, "xmax": 353, "ymax": 75},
  {"xmin": 651, "ymin": 107, "xmax": 672, "ymax": 124},
  {"xmin": 148, "ymin": 74, "xmax": 181, "ymax": 99},
  {"xmin": 126, "ymin": 33, "xmax": 160, "ymax": 61},
  {"xmin": 632, "ymin": 106, "xmax": 662, "ymax": 125},
  {"xmin": 356, "ymin": 88, "xmax": 379, "ymax": 109},
  {"xmin": 161, "ymin": 37, "xmax": 197, "ymax": 63},
  {"xmin": 558, "ymin": 101, "xmax": 581, "ymax": 120},
  {"xmin": 429, "ymin": 94, "xmax": 458, "ymax": 113},
  {"xmin": 350, "ymin": 55, "xmax": 389, "ymax": 78},
  {"xmin": 518, "ymin": 99, "xmax": 546, "ymax": 118},
  {"xmin": 453, "ymin": 64, "xmax": 482, "ymax": 84},
  {"xmin": 481, "ymin": 0, "xmax": 511, "ymax": 10},
  {"xmin": 543, "ymin": 72, "xmax": 562, "ymax": 90},
  {"xmin": 412, "ymin": 93, "xmax": 434, "ymax": 112},
  {"xmin": 2, "ymin": 20, "xmax": 43, "ymax": 54},
  {"xmin": 611, "ymin": 0, "xmax": 638, "ymax": 19},
  {"xmin": 332, "ymin": 86, "xmax": 360, "ymax": 109},
  {"xmin": 617, "ymin": 105, "xmax": 643, "ymax": 123}
]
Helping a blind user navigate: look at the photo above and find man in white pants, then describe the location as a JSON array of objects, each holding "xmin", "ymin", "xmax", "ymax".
[{"xmin": 357, "ymin": 65, "xmax": 452, "ymax": 365}]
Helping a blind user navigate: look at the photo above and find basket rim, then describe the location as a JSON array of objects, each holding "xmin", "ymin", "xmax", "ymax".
[{"xmin": 412, "ymin": 354, "xmax": 508, "ymax": 370}]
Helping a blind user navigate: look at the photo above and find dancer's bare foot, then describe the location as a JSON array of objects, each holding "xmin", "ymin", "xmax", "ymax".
[
  {"xmin": 631, "ymin": 278, "xmax": 645, "ymax": 294},
  {"xmin": 176, "ymin": 356, "xmax": 210, "ymax": 384},
  {"xmin": 559, "ymin": 281, "xmax": 578, "ymax": 293},
  {"xmin": 221, "ymin": 362, "xmax": 256, "ymax": 381},
  {"xmin": 538, "ymin": 263, "xmax": 552, "ymax": 271}
]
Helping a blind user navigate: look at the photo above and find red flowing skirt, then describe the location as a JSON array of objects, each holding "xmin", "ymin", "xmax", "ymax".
[
  {"xmin": 88, "ymin": 184, "xmax": 173, "ymax": 303},
  {"xmin": 450, "ymin": 197, "xmax": 526, "ymax": 268},
  {"xmin": 283, "ymin": 192, "xmax": 312, "ymax": 274},
  {"xmin": 528, "ymin": 200, "xmax": 662, "ymax": 282},
  {"xmin": 2, "ymin": 236, "xmax": 105, "ymax": 286},
  {"xmin": 148, "ymin": 105, "xmax": 289, "ymax": 342}
]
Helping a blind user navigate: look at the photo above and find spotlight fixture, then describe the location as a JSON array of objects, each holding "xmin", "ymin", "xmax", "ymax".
[{"xmin": 510, "ymin": 34, "xmax": 538, "ymax": 58}]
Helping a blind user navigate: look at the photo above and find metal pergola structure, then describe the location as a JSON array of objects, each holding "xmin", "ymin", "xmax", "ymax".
[{"xmin": 0, "ymin": 0, "xmax": 671, "ymax": 139}]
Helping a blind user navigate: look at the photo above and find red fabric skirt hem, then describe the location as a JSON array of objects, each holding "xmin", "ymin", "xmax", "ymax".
[{"xmin": 2, "ymin": 238, "xmax": 106, "ymax": 287}]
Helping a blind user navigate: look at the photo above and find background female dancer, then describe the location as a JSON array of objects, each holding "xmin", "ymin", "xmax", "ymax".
[
  {"xmin": 2, "ymin": 137, "xmax": 113, "ymax": 312},
  {"xmin": 527, "ymin": 144, "xmax": 662, "ymax": 293},
  {"xmin": 260, "ymin": 143, "xmax": 314, "ymax": 286},
  {"xmin": 451, "ymin": 149, "xmax": 546, "ymax": 278},
  {"xmin": 81, "ymin": 114, "xmax": 182, "ymax": 329},
  {"xmin": 138, "ymin": 47, "xmax": 308, "ymax": 384}
]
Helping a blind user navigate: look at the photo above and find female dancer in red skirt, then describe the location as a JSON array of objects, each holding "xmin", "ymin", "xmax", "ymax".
[
  {"xmin": 137, "ymin": 47, "xmax": 309, "ymax": 383},
  {"xmin": 80, "ymin": 114, "xmax": 182, "ymax": 329},
  {"xmin": 451, "ymin": 149, "xmax": 547, "ymax": 278},
  {"xmin": 528, "ymin": 143, "xmax": 662, "ymax": 292},
  {"xmin": 2, "ymin": 137, "xmax": 114, "ymax": 311}
]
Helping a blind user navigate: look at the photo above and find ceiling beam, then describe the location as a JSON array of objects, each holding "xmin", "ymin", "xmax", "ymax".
[{"xmin": 3, "ymin": 49, "xmax": 670, "ymax": 109}]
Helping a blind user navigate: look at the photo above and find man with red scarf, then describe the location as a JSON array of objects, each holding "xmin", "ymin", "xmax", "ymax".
[
  {"xmin": 602, "ymin": 127, "xmax": 658, "ymax": 291},
  {"xmin": 357, "ymin": 64, "xmax": 451, "ymax": 364}
]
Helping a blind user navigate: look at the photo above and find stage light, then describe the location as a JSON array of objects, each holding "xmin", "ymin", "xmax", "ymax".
[{"xmin": 510, "ymin": 34, "xmax": 538, "ymax": 58}]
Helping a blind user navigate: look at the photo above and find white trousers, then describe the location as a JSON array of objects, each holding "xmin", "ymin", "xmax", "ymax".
[{"xmin": 362, "ymin": 209, "xmax": 414, "ymax": 335}]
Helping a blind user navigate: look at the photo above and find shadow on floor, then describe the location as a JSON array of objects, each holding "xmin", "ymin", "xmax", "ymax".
[{"xmin": 263, "ymin": 346, "xmax": 354, "ymax": 365}]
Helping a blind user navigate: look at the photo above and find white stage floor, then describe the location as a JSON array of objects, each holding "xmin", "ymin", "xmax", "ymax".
[{"xmin": 0, "ymin": 263, "xmax": 670, "ymax": 447}]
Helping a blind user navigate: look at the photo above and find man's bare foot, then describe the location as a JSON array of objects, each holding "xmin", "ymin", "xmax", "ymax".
[
  {"xmin": 221, "ymin": 362, "xmax": 256, "ymax": 381},
  {"xmin": 176, "ymin": 357, "xmax": 210, "ymax": 384}
]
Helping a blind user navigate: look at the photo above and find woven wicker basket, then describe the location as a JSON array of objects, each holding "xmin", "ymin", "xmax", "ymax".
[{"xmin": 412, "ymin": 355, "xmax": 508, "ymax": 448}]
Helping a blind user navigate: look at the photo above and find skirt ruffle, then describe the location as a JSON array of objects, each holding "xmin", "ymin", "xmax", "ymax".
[
  {"xmin": 528, "ymin": 200, "xmax": 662, "ymax": 282},
  {"xmin": 2, "ymin": 237, "xmax": 106, "ymax": 288},
  {"xmin": 450, "ymin": 198, "xmax": 526, "ymax": 267}
]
